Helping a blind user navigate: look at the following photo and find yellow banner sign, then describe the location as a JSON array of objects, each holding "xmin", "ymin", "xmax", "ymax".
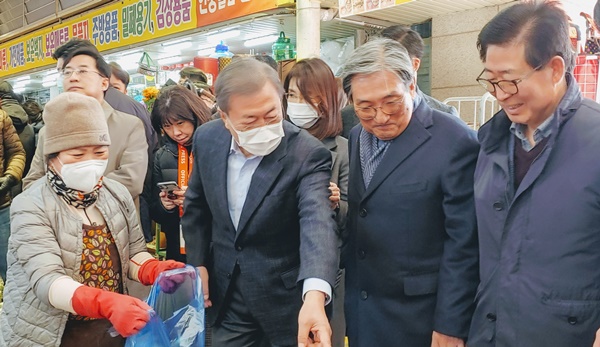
[{"xmin": 0, "ymin": 0, "xmax": 197, "ymax": 78}]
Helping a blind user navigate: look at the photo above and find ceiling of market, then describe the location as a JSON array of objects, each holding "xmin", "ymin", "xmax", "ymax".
[{"xmin": 1, "ymin": 0, "xmax": 518, "ymax": 93}]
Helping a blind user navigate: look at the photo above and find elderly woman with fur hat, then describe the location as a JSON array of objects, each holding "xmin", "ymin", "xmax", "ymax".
[{"xmin": 0, "ymin": 92, "xmax": 185, "ymax": 347}]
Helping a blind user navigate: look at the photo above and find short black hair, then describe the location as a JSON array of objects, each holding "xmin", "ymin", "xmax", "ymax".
[
  {"xmin": 52, "ymin": 38, "xmax": 94, "ymax": 61},
  {"xmin": 109, "ymin": 62, "xmax": 130, "ymax": 87},
  {"xmin": 253, "ymin": 55, "xmax": 278, "ymax": 71},
  {"xmin": 61, "ymin": 46, "xmax": 112, "ymax": 78},
  {"xmin": 381, "ymin": 25, "xmax": 424, "ymax": 59},
  {"xmin": 478, "ymin": 0, "xmax": 574, "ymax": 73}
]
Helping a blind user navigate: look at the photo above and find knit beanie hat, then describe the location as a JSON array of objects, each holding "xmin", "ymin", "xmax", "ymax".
[{"xmin": 43, "ymin": 92, "xmax": 111, "ymax": 156}]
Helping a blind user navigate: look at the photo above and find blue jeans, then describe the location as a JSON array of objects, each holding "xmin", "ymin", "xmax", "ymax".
[{"xmin": 0, "ymin": 206, "xmax": 10, "ymax": 281}]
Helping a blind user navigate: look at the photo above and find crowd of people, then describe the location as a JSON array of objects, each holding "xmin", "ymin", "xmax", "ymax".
[{"xmin": 0, "ymin": 1, "xmax": 598, "ymax": 346}]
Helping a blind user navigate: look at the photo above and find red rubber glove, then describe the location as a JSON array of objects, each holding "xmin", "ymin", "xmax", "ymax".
[
  {"xmin": 138, "ymin": 259, "xmax": 186, "ymax": 286},
  {"xmin": 71, "ymin": 285, "xmax": 151, "ymax": 337}
]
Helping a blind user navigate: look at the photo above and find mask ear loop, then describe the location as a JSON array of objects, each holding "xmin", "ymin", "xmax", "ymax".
[{"xmin": 49, "ymin": 156, "xmax": 64, "ymax": 175}]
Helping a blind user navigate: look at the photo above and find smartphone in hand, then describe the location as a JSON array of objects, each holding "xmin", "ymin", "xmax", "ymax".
[{"xmin": 157, "ymin": 181, "xmax": 180, "ymax": 199}]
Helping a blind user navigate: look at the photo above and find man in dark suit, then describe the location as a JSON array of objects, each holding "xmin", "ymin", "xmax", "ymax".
[
  {"xmin": 339, "ymin": 38, "xmax": 479, "ymax": 347},
  {"xmin": 181, "ymin": 58, "xmax": 339, "ymax": 347}
]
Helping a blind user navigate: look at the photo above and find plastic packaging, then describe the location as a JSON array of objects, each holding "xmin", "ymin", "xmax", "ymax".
[
  {"xmin": 210, "ymin": 41, "xmax": 234, "ymax": 71},
  {"xmin": 125, "ymin": 265, "xmax": 205, "ymax": 347},
  {"xmin": 272, "ymin": 31, "xmax": 295, "ymax": 61}
]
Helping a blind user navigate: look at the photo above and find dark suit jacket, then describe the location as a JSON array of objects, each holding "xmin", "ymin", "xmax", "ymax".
[
  {"xmin": 344, "ymin": 101, "xmax": 479, "ymax": 346},
  {"xmin": 181, "ymin": 119, "xmax": 339, "ymax": 346},
  {"xmin": 322, "ymin": 135, "xmax": 349, "ymax": 236}
]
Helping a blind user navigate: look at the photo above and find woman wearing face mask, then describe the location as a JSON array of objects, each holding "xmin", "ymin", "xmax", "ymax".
[
  {"xmin": 0, "ymin": 93, "xmax": 185, "ymax": 346},
  {"xmin": 150, "ymin": 85, "xmax": 212, "ymax": 263},
  {"xmin": 283, "ymin": 57, "xmax": 349, "ymax": 347}
]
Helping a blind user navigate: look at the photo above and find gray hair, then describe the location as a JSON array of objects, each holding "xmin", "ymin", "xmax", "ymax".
[
  {"xmin": 215, "ymin": 58, "xmax": 284, "ymax": 113},
  {"xmin": 339, "ymin": 38, "xmax": 414, "ymax": 99}
]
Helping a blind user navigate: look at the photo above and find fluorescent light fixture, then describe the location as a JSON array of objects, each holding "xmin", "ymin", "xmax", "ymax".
[
  {"xmin": 42, "ymin": 81, "xmax": 55, "ymax": 88},
  {"xmin": 197, "ymin": 48, "xmax": 215, "ymax": 56},
  {"xmin": 116, "ymin": 52, "xmax": 143, "ymax": 62},
  {"xmin": 119, "ymin": 51, "xmax": 143, "ymax": 60},
  {"xmin": 163, "ymin": 38, "xmax": 191, "ymax": 46},
  {"xmin": 43, "ymin": 72, "xmax": 58, "ymax": 83},
  {"xmin": 13, "ymin": 81, "xmax": 30, "ymax": 88},
  {"xmin": 13, "ymin": 76, "xmax": 30, "ymax": 82},
  {"xmin": 244, "ymin": 35, "xmax": 279, "ymax": 47},
  {"xmin": 158, "ymin": 56, "xmax": 182, "ymax": 65},
  {"xmin": 207, "ymin": 30, "xmax": 240, "ymax": 43},
  {"xmin": 163, "ymin": 41, "xmax": 192, "ymax": 51}
]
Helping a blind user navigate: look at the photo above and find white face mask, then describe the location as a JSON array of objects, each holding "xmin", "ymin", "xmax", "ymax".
[
  {"xmin": 228, "ymin": 119, "xmax": 285, "ymax": 157},
  {"xmin": 286, "ymin": 102, "xmax": 320, "ymax": 129},
  {"xmin": 58, "ymin": 158, "xmax": 108, "ymax": 193}
]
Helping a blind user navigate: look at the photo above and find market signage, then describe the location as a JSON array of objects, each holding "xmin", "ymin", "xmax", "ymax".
[
  {"xmin": 197, "ymin": 0, "xmax": 276, "ymax": 27},
  {"xmin": 339, "ymin": 0, "xmax": 413, "ymax": 17},
  {"xmin": 0, "ymin": 0, "xmax": 277, "ymax": 78}
]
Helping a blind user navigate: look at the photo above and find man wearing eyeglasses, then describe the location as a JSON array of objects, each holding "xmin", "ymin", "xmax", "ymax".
[
  {"xmin": 469, "ymin": 2, "xmax": 600, "ymax": 346},
  {"xmin": 22, "ymin": 45, "xmax": 148, "ymax": 210},
  {"xmin": 339, "ymin": 38, "xmax": 479, "ymax": 347}
]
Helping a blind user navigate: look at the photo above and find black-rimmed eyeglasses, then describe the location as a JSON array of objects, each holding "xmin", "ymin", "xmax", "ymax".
[{"xmin": 476, "ymin": 65, "xmax": 543, "ymax": 95}]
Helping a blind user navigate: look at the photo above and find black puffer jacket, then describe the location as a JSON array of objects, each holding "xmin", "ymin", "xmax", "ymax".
[{"xmin": 150, "ymin": 137, "xmax": 191, "ymax": 262}]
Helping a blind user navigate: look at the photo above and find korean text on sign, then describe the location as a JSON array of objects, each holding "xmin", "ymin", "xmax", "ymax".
[
  {"xmin": 199, "ymin": 0, "xmax": 252, "ymax": 15},
  {"xmin": 156, "ymin": 0, "xmax": 192, "ymax": 30},
  {"xmin": 123, "ymin": 0, "xmax": 155, "ymax": 38},
  {"xmin": 92, "ymin": 10, "xmax": 119, "ymax": 45}
]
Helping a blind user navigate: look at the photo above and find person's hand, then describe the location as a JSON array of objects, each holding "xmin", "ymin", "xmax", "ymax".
[
  {"xmin": 170, "ymin": 186, "xmax": 187, "ymax": 207},
  {"xmin": 137, "ymin": 259, "xmax": 186, "ymax": 286},
  {"xmin": 72, "ymin": 286, "xmax": 151, "ymax": 337},
  {"xmin": 431, "ymin": 331, "xmax": 465, "ymax": 347},
  {"xmin": 298, "ymin": 291, "xmax": 331, "ymax": 347},
  {"xmin": 0, "ymin": 174, "xmax": 17, "ymax": 195},
  {"xmin": 158, "ymin": 271, "xmax": 192, "ymax": 294},
  {"xmin": 159, "ymin": 191, "xmax": 177, "ymax": 210},
  {"xmin": 198, "ymin": 266, "xmax": 212, "ymax": 308},
  {"xmin": 328, "ymin": 182, "xmax": 340, "ymax": 210},
  {"xmin": 593, "ymin": 327, "xmax": 600, "ymax": 347}
]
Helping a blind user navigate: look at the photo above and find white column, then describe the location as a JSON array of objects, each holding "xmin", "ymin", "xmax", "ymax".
[{"xmin": 296, "ymin": 0, "xmax": 321, "ymax": 59}]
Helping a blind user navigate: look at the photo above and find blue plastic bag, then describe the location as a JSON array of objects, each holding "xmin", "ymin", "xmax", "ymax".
[{"xmin": 126, "ymin": 265, "xmax": 205, "ymax": 347}]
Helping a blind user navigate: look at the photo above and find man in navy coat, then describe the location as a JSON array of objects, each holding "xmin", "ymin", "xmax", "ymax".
[
  {"xmin": 181, "ymin": 58, "xmax": 339, "ymax": 347},
  {"xmin": 339, "ymin": 38, "xmax": 479, "ymax": 347},
  {"xmin": 470, "ymin": 2, "xmax": 600, "ymax": 346}
]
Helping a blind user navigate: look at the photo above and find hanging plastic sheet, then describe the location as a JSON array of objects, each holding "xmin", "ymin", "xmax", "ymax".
[{"xmin": 125, "ymin": 265, "xmax": 205, "ymax": 347}]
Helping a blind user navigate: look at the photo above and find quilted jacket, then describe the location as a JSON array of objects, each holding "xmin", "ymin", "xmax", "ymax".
[{"xmin": 0, "ymin": 177, "xmax": 147, "ymax": 346}]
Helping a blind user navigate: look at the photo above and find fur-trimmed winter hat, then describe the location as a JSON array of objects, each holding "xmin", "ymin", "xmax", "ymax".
[{"xmin": 43, "ymin": 92, "xmax": 111, "ymax": 155}]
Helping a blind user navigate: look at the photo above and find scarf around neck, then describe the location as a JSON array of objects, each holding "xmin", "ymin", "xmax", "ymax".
[{"xmin": 47, "ymin": 166, "xmax": 102, "ymax": 209}]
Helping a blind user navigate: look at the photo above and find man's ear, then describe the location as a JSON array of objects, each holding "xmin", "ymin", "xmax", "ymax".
[
  {"xmin": 548, "ymin": 55, "xmax": 566, "ymax": 86},
  {"xmin": 408, "ymin": 81, "xmax": 416, "ymax": 98},
  {"xmin": 412, "ymin": 57, "xmax": 421, "ymax": 73},
  {"xmin": 101, "ymin": 77, "xmax": 109, "ymax": 92}
]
